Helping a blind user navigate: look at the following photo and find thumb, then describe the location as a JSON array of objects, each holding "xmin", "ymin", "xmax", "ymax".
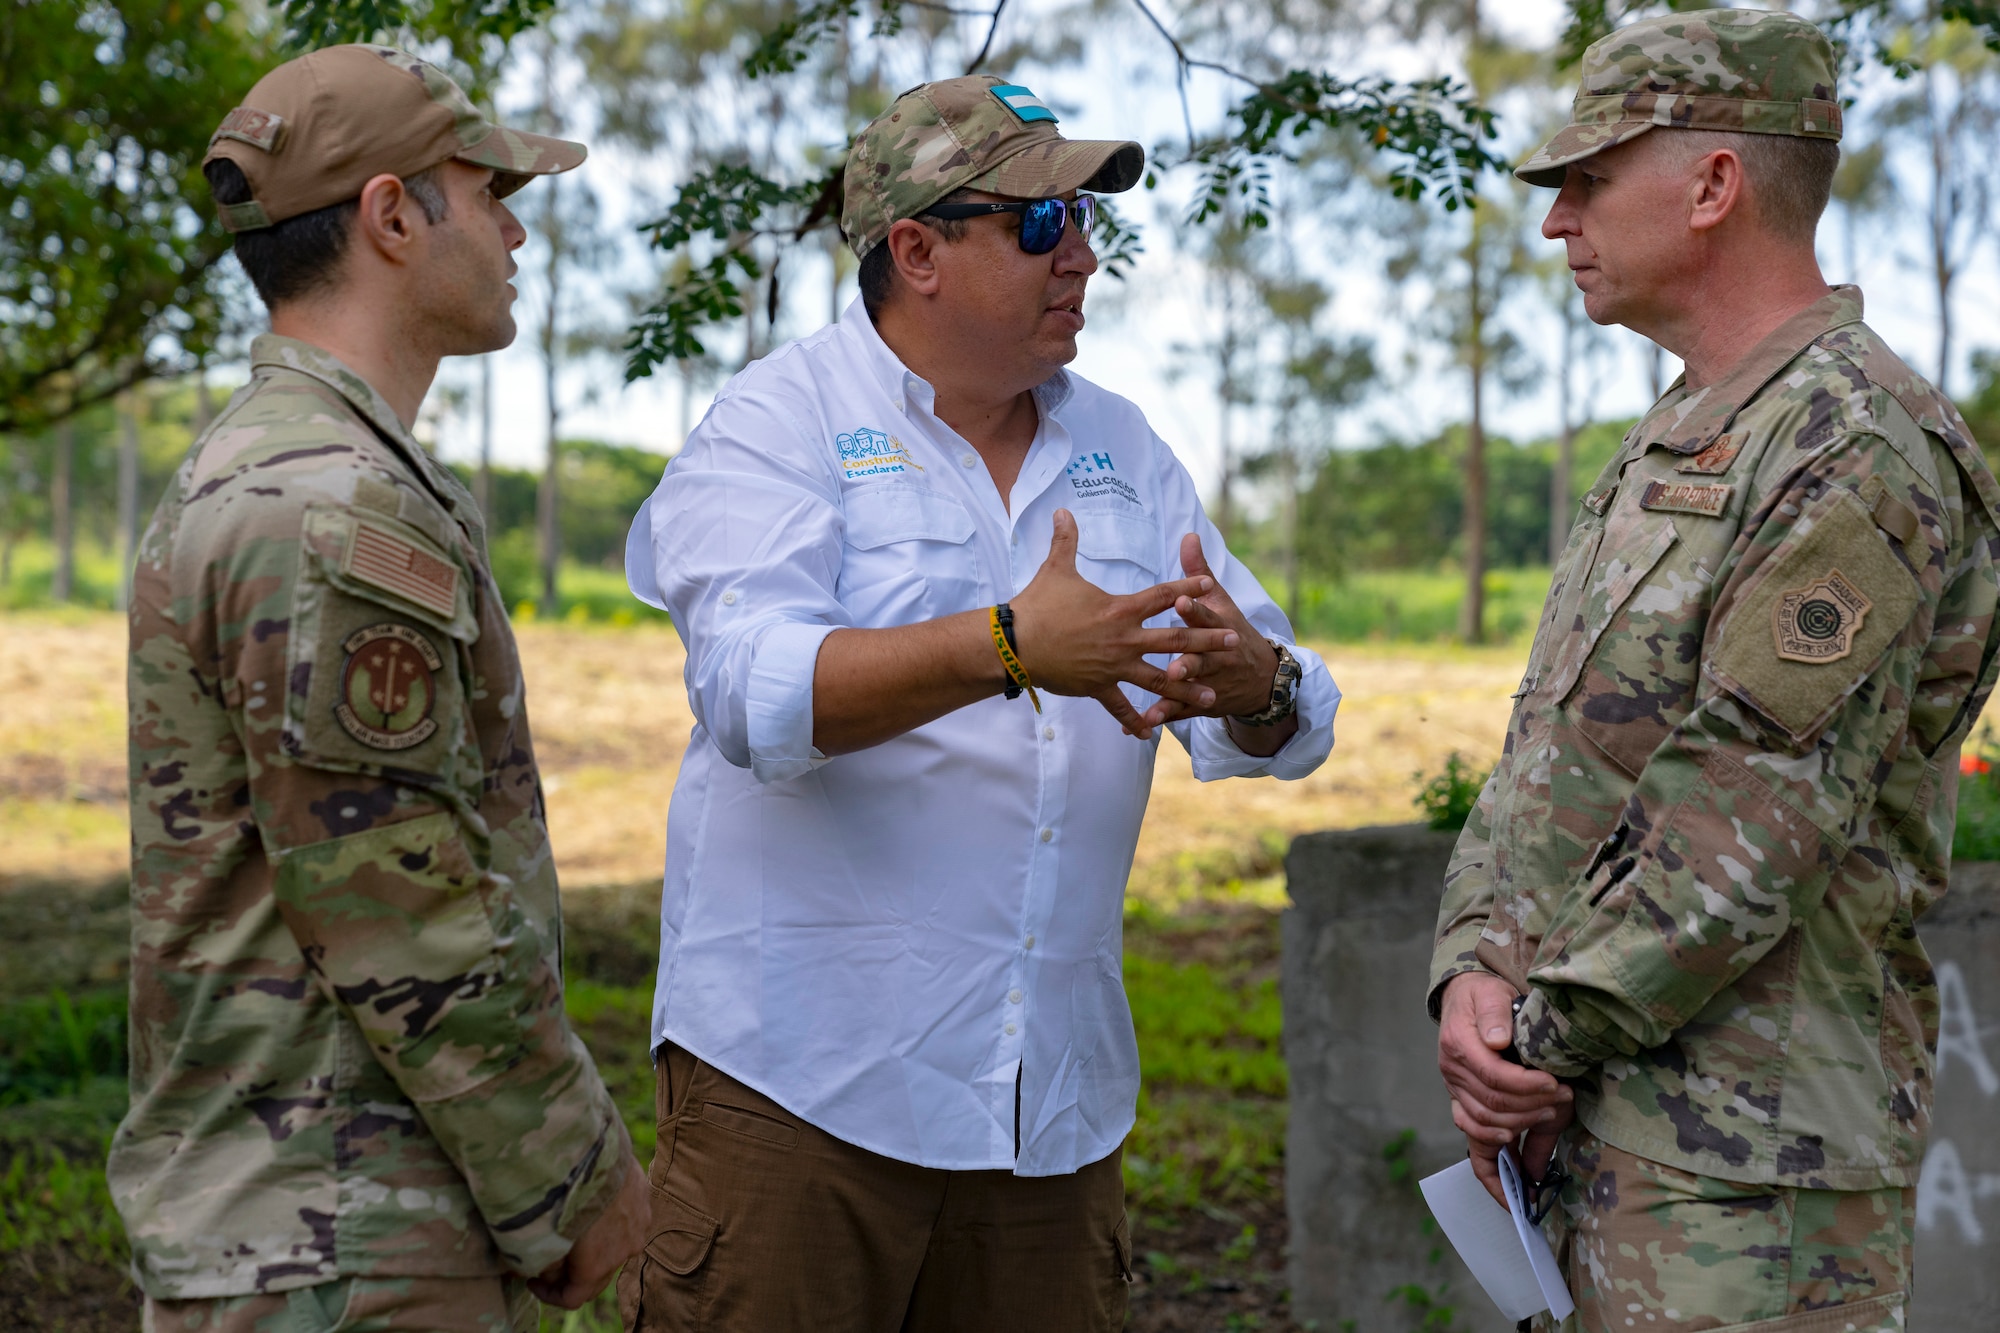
[
  {"xmin": 1477, "ymin": 988, "xmax": 1515, "ymax": 1051},
  {"xmin": 1046, "ymin": 508, "xmax": 1079, "ymax": 571},
  {"xmin": 1181, "ymin": 531, "xmax": 1214, "ymax": 580}
]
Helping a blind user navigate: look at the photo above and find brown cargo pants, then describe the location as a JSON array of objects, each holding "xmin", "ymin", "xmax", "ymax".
[{"xmin": 617, "ymin": 1044, "xmax": 1133, "ymax": 1332}]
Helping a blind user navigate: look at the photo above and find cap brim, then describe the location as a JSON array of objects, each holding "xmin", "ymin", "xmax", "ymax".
[
  {"xmin": 1514, "ymin": 120, "xmax": 1654, "ymax": 187},
  {"xmin": 974, "ymin": 138, "xmax": 1146, "ymax": 198},
  {"xmin": 456, "ymin": 125, "xmax": 588, "ymax": 197}
]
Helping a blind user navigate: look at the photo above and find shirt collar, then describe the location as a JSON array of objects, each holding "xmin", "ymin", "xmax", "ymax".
[
  {"xmin": 1635, "ymin": 285, "xmax": 1867, "ymax": 455},
  {"xmin": 840, "ymin": 296, "xmax": 1074, "ymax": 420},
  {"xmin": 249, "ymin": 333, "xmax": 470, "ymax": 517}
]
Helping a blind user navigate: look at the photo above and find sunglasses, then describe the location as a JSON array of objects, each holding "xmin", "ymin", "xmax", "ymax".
[{"xmin": 918, "ymin": 195, "xmax": 1097, "ymax": 256}]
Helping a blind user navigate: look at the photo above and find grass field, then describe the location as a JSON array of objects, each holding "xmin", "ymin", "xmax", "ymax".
[{"xmin": 0, "ymin": 607, "xmax": 1531, "ymax": 1330}]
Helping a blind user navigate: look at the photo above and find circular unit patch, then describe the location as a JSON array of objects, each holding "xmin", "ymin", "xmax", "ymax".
[
  {"xmin": 1773, "ymin": 569, "xmax": 1872, "ymax": 664},
  {"xmin": 336, "ymin": 623, "xmax": 443, "ymax": 750}
]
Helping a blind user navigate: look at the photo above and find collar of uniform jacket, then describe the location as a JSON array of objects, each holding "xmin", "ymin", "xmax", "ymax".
[
  {"xmin": 1634, "ymin": 285, "xmax": 1866, "ymax": 456},
  {"xmin": 248, "ymin": 333, "xmax": 475, "ymax": 522}
]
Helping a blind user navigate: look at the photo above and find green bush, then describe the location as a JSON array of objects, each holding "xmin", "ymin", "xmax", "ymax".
[
  {"xmin": 0, "ymin": 989, "xmax": 127, "ymax": 1106},
  {"xmin": 1413, "ymin": 752, "xmax": 1489, "ymax": 832}
]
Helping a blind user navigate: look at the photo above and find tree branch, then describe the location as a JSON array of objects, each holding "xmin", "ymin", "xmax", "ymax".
[{"xmin": 966, "ymin": 0, "xmax": 1009, "ymax": 73}]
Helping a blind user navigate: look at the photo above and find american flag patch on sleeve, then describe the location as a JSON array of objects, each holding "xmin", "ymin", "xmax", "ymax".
[{"xmin": 342, "ymin": 518, "xmax": 460, "ymax": 620}]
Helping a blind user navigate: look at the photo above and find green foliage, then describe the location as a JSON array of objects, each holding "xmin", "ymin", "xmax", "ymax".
[
  {"xmin": 0, "ymin": 1142, "xmax": 125, "ymax": 1267},
  {"xmin": 276, "ymin": 0, "xmax": 556, "ymax": 53},
  {"xmin": 1953, "ymin": 727, "xmax": 2000, "ymax": 862},
  {"xmin": 1124, "ymin": 956, "xmax": 1285, "ymax": 1096},
  {"xmin": 0, "ymin": 0, "xmax": 270, "ymax": 433},
  {"xmin": 1414, "ymin": 752, "xmax": 1489, "ymax": 832},
  {"xmin": 0, "ymin": 990, "xmax": 127, "ymax": 1107}
]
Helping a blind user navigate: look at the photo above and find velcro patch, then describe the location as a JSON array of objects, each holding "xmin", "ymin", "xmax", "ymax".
[
  {"xmin": 1677, "ymin": 433, "xmax": 1744, "ymax": 475},
  {"xmin": 1774, "ymin": 570, "xmax": 1871, "ymax": 663},
  {"xmin": 343, "ymin": 518, "xmax": 459, "ymax": 621},
  {"xmin": 211, "ymin": 106, "xmax": 285, "ymax": 152},
  {"xmin": 989, "ymin": 84, "xmax": 1057, "ymax": 123},
  {"xmin": 1640, "ymin": 480, "xmax": 1732, "ymax": 518}
]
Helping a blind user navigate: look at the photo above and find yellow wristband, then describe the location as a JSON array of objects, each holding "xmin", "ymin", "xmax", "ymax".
[{"xmin": 989, "ymin": 605, "xmax": 1041, "ymax": 713}]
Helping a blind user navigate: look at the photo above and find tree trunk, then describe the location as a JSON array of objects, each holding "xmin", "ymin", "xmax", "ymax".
[
  {"xmin": 536, "ymin": 44, "xmax": 563, "ymax": 618},
  {"xmin": 1930, "ymin": 65, "xmax": 1954, "ymax": 392},
  {"xmin": 51, "ymin": 420, "xmax": 74, "ymax": 604},
  {"xmin": 1281, "ymin": 445, "xmax": 1301, "ymax": 628},
  {"xmin": 1460, "ymin": 218, "xmax": 1487, "ymax": 645},
  {"xmin": 117, "ymin": 391, "xmax": 140, "ymax": 610}
]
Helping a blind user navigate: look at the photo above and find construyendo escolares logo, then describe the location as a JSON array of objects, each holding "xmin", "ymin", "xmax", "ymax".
[
  {"xmin": 837, "ymin": 426, "xmax": 923, "ymax": 478},
  {"xmin": 1066, "ymin": 451, "xmax": 1139, "ymax": 504}
]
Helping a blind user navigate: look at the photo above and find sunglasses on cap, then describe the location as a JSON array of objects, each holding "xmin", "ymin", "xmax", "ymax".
[{"xmin": 917, "ymin": 195, "xmax": 1097, "ymax": 256}]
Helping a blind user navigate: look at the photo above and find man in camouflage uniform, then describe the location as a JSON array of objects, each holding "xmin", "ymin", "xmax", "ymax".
[
  {"xmin": 1430, "ymin": 11, "xmax": 2000, "ymax": 1330},
  {"xmin": 117, "ymin": 45, "xmax": 649, "ymax": 1332}
]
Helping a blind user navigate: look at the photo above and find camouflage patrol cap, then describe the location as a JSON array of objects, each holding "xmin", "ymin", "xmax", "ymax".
[
  {"xmin": 842, "ymin": 75, "xmax": 1145, "ymax": 259},
  {"xmin": 1517, "ymin": 8, "xmax": 1841, "ymax": 188},
  {"xmin": 203, "ymin": 45, "xmax": 586, "ymax": 232}
]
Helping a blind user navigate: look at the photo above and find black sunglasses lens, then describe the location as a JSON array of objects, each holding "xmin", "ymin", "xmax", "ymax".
[{"xmin": 1019, "ymin": 199, "xmax": 1066, "ymax": 255}]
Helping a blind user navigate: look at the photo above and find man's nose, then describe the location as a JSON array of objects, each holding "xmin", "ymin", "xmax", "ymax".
[
  {"xmin": 1054, "ymin": 215, "xmax": 1097, "ymax": 276},
  {"xmin": 499, "ymin": 200, "xmax": 527, "ymax": 251},
  {"xmin": 1542, "ymin": 177, "xmax": 1581, "ymax": 240}
]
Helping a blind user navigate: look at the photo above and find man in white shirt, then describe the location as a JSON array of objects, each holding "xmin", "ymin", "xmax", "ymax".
[{"xmin": 621, "ymin": 75, "xmax": 1339, "ymax": 1331}]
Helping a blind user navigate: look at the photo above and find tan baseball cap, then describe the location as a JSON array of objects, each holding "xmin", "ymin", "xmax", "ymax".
[
  {"xmin": 841, "ymin": 76, "xmax": 1144, "ymax": 259},
  {"xmin": 203, "ymin": 44, "xmax": 586, "ymax": 232}
]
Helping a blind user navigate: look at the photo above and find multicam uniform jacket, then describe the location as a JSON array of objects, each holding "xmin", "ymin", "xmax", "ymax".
[
  {"xmin": 1431, "ymin": 288, "xmax": 2000, "ymax": 1189},
  {"xmin": 114, "ymin": 335, "xmax": 632, "ymax": 1298}
]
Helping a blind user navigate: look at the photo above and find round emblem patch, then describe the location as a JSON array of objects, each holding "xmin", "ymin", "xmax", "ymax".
[
  {"xmin": 335, "ymin": 623, "xmax": 443, "ymax": 750},
  {"xmin": 1774, "ymin": 569, "xmax": 1872, "ymax": 664}
]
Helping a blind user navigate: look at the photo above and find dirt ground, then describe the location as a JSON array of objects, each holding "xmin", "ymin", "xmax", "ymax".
[{"xmin": 0, "ymin": 612, "xmax": 1525, "ymax": 893}]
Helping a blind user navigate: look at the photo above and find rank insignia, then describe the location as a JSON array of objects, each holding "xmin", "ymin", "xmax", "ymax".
[
  {"xmin": 1640, "ymin": 480, "xmax": 1732, "ymax": 518},
  {"xmin": 1774, "ymin": 571, "xmax": 1872, "ymax": 664},
  {"xmin": 336, "ymin": 624, "xmax": 442, "ymax": 749},
  {"xmin": 1678, "ymin": 432, "xmax": 1744, "ymax": 475}
]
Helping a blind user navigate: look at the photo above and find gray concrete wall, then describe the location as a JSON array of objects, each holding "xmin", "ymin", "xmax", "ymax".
[{"xmin": 1283, "ymin": 825, "xmax": 2000, "ymax": 1331}]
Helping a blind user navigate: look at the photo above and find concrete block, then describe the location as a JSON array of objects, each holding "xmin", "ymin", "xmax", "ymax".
[{"xmin": 1282, "ymin": 826, "xmax": 2000, "ymax": 1330}]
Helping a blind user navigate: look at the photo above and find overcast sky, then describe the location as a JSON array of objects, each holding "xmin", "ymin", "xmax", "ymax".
[{"xmin": 413, "ymin": 0, "xmax": 2000, "ymax": 504}]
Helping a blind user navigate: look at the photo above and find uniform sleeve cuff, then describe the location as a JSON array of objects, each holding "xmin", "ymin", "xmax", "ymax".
[
  {"xmin": 1515, "ymin": 986, "xmax": 1616, "ymax": 1079},
  {"xmin": 1426, "ymin": 922, "xmax": 1494, "ymax": 1021},
  {"xmin": 554, "ymin": 1112, "xmax": 638, "ymax": 1245},
  {"xmin": 747, "ymin": 621, "xmax": 838, "ymax": 783}
]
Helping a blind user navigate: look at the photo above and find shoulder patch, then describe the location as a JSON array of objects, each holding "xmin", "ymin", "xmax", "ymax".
[
  {"xmin": 344, "ymin": 517, "xmax": 459, "ymax": 621},
  {"xmin": 1773, "ymin": 571, "xmax": 1871, "ymax": 663},
  {"xmin": 335, "ymin": 624, "xmax": 442, "ymax": 750},
  {"xmin": 1708, "ymin": 486, "xmax": 1923, "ymax": 744},
  {"xmin": 1640, "ymin": 480, "xmax": 1732, "ymax": 518}
]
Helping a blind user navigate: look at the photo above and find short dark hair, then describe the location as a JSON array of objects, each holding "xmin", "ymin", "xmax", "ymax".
[
  {"xmin": 1655, "ymin": 130, "xmax": 1840, "ymax": 244},
  {"xmin": 204, "ymin": 158, "xmax": 452, "ymax": 308},
  {"xmin": 856, "ymin": 191, "xmax": 975, "ymax": 323}
]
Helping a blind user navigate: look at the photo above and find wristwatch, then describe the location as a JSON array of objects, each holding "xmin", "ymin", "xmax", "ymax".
[{"xmin": 1232, "ymin": 640, "xmax": 1301, "ymax": 727}]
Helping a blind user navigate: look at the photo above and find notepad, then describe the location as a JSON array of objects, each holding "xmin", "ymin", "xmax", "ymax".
[{"xmin": 1418, "ymin": 1149, "xmax": 1575, "ymax": 1323}]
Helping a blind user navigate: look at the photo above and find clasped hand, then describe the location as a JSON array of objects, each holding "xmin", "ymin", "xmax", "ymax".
[
  {"xmin": 1011, "ymin": 512, "xmax": 1282, "ymax": 740},
  {"xmin": 1437, "ymin": 972, "xmax": 1574, "ymax": 1208}
]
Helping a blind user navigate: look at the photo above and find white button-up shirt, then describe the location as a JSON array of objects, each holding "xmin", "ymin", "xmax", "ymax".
[{"xmin": 626, "ymin": 298, "xmax": 1339, "ymax": 1175}]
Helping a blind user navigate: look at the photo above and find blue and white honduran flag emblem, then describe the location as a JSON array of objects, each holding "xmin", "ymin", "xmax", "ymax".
[
  {"xmin": 990, "ymin": 83, "xmax": 1057, "ymax": 124},
  {"xmin": 836, "ymin": 426, "xmax": 922, "ymax": 478}
]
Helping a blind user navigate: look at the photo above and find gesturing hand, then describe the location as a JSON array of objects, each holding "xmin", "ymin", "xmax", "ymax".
[
  {"xmin": 1437, "ymin": 972, "xmax": 1574, "ymax": 1207},
  {"xmin": 1010, "ymin": 509, "xmax": 1241, "ymax": 739}
]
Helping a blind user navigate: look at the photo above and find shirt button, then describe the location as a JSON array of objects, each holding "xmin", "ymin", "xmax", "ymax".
[
  {"xmin": 961, "ymin": 454, "xmax": 978, "ymax": 468},
  {"xmin": 1008, "ymin": 989, "xmax": 1023, "ymax": 1004},
  {"xmin": 1042, "ymin": 726, "xmax": 1055, "ymax": 740},
  {"xmin": 1039, "ymin": 827, "xmax": 1053, "ymax": 842},
  {"xmin": 1024, "ymin": 934, "xmax": 1035, "ymax": 950},
  {"xmin": 1005, "ymin": 1023, "xmax": 1018, "ymax": 1036},
  {"xmin": 721, "ymin": 590, "xmax": 738, "ymax": 605}
]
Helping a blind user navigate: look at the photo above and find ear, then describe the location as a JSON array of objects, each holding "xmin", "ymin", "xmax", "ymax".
[
  {"xmin": 354, "ymin": 172, "xmax": 424, "ymax": 266},
  {"xmin": 1686, "ymin": 147, "xmax": 1746, "ymax": 234},
  {"xmin": 885, "ymin": 217, "xmax": 944, "ymax": 298}
]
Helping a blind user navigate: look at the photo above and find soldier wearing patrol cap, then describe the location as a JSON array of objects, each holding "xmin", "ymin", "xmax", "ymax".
[
  {"xmin": 1430, "ymin": 10, "xmax": 2000, "ymax": 1331},
  {"xmin": 117, "ymin": 45, "xmax": 649, "ymax": 1331},
  {"xmin": 616, "ymin": 75, "xmax": 1338, "ymax": 1329}
]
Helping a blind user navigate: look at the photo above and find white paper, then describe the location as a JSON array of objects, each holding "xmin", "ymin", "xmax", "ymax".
[{"xmin": 1417, "ymin": 1152, "xmax": 1574, "ymax": 1323}]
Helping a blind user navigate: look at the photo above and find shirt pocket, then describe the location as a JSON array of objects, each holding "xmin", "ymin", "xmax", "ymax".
[
  {"xmin": 285, "ymin": 504, "xmax": 480, "ymax": 784},
  {"xmin": 838, "ymin": 483, "xmax": 984, "ymax": 625},
  {"xmin": 1074, "ymin": 510, "xmax": 1161, "ymax": 596},
  {"xmin": 1545, "ymin": 510, "xmax": 1681, "ymax": 708}
]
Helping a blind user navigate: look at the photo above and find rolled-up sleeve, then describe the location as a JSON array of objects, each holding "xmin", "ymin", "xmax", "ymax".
[
  {"xmin": 627, "ymin": 387, "xmax": 845, "ymax": 783},
  {"xmin": 1148, "ymin": 443, "xmax": 1339, "ymax": 780}
]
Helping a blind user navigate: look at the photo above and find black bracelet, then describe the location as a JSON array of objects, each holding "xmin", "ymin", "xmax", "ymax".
[{"xmin": 996, "ymin": 603, "xmax": 1023, "ymax": 701}]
